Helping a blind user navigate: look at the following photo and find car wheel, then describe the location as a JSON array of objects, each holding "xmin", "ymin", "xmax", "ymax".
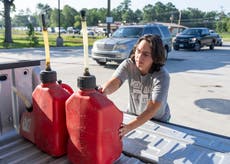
[
  {"xmin": 209, "ymin": 42, "xmax": 214, "ymax": 50},
  {"xmin": 96, "ymin": 60, "xmax": 107, "ymax": 65},
  {"xmin": 194, "ymin": 43, "xmax": 201, "ymax": 51}
]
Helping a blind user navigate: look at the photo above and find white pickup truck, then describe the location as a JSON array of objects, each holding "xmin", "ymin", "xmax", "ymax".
[{"xmin": 0, "ymin": 60, "xmax": 230, "ymax": 164}]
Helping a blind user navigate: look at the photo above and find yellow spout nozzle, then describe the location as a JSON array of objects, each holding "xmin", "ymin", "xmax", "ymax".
[
  {"xmin": 42, "ymin": 14, "xmax": 51, "ymax": 71},
  {"xmin": 43, "ymin": 30, "xmax": 51, "ymax": 70},
  {"xmin": 80, "ymin": 10, "xmax": 90, "ymax": 76}
]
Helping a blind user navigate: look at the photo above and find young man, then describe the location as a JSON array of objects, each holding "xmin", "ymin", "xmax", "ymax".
[{"xmin": 101, "ymin": 34, "xmax": 170, "ymax": 138}]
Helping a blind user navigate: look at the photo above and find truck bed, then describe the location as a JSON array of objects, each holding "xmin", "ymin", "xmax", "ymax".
[
  {"xmin": 0, "ymin": 114, "xmax": 229, "ymax": 164},
  {"xmin": 0, "ymin": 130, "xmax": 144, "ymax": 164},
  {"xmin": 1, "ymin": 59, "xmax": 229, "ymax": 164}
]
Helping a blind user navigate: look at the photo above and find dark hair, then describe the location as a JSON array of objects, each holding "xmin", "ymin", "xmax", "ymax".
[{"xmin": 130, "ymin": 34, "xmax": 166, "ymax": 73}]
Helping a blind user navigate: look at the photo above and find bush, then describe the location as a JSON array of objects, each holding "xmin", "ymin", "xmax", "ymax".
[{"xmin": 27, "ymin": 23, "xmax": 39, "ymax": 47}]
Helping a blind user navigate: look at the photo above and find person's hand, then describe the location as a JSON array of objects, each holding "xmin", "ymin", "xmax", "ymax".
[
  {"xmin": 95, "ymin": 85, "xmax": 104, "ymax": 94},
  {"xmin": 119, "ymin": 123, "xmax": 132, "ymax": 139}
]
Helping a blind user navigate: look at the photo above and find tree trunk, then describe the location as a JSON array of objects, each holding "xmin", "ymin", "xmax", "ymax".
[{"xmin": 4, "ymin": 0, "xmax": 13, "ymax": 43}]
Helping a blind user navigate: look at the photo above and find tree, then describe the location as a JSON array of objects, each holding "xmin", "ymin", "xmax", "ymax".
[
  {"xmin": 97, "ymin": 8, "xmax": 107, "ymax": 24},
  {"xmin": 143, "ymin": 4, "xmax": 155, "ymax": 22},
  {"xmin": 1, "ymin": 0, "xmax": 15, "ymax": 44},
  {"xmin": 154, "ymin": 1, "xmax": 166, "ymax": 21},
  {"xmin": 74, "ymin": 15, "xmax": 81, "ymax": 28},
  {"xmin": 216, "ymin": 17, "xmax": 230, "ymax": 32},
  {"xmin": 120, "ymin": 0, "xmax": 131, "ymax": 11},
  {"xmin": 36, "ymin": 3, "xmax": 52, "ymax": 27},
  {"xmin": 12, "ymin": 14, "xmax": 30, "ymax": 26},
  {"xmin": 118, "ymin": 0, "xmax": 132, "ymax": 23},
  {"xmin": 121, "ymin": 9, "xmax": 134, "ymax": 23},
  {"xmin": 50, "ymin": 9, "xmax": 59, "ymax": 27},
  {"xmin": 180, "ymin": 8, "xmax": 206, "ymax": 27},
  {"xmin": 133, "ymin": 9, "xmax": 143, "ymax": 23},
  {"xmin": 62, "ymin": 5, "xmax": 78, "ymax": 28},
  {"xmin": 111, "ymin": 6, "xmax": 122, "ymax": 22},
  {"xmin": 85, "ymin": 8, "xmax": 107, "ymax": 26},
  {"xmin": 205, "ymin": 11, "xmax": 218, "ymax": 29},
  {"xmin": 27, "ymin": 23, "xmax": 38, "ymax": 47},
  {"xmin": 36, "ymin": 3, "xmax": 52, "ymax": 16},
  {"xmin": 164, "ymin": 2, "xmax": 179, "ymax": 23}
]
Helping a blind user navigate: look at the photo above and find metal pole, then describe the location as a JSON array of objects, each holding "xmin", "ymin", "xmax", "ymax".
[
  {"xmin": 58, "ymin": 0, "xmax": 60, "ymax": 38},
  {"xmin": 56, "ymin": 0, "xmax": 63, "ymax": 46},
  {"xmin": 176, "ymin": 10, "xmax": 182, "ymax": 35},
  {"xmin": 107, "ymin": 0, "xmax": 111, "ymax": 37}
]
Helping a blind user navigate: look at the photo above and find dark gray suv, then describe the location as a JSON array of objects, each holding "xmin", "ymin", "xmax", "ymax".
[
  {"xmin": 173, "ymin": 27, "xmax": 216, "ymax": 51},
  {"xmin": 91, "ymin": 24, "xmax": 172, "ymax": 65}
]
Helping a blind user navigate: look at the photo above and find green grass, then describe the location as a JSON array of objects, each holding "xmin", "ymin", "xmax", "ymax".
[
  {"xmin": 0, "ymin": 29, "xmax": 229, "ymax": 49},
  {"xmin": 0, "ymin": 30, "xmax": 104, "ymax": 49},
  {"xmin": 220, "ymin": 32, "xmax": 230, "ymax": 42}
]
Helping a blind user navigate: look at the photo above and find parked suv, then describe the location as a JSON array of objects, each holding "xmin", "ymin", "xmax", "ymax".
[
  {"xmin": 173, "ymin": 27, "xmax": 216, "ymax": 51},
  {"xmin": 209, "ymin": 31, "xmax": 223, "ymax": 46},
  {"xmin": 91, "ymin": 24, "xmax": 172, "ymax": 65}
]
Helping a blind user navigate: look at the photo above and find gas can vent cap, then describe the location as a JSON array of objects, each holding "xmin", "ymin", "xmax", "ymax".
[
  {"xmin": 40, "ymin": 70, "xmax": 57, "ymax": 83},
  {"xmin": 77, "ymin": 75, "xmax": 96, "ymax": 89}
]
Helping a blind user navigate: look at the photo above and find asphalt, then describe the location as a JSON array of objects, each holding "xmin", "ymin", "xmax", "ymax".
[{"xmin": 0, "ymin": 43, "xmax": 230, "ymax": 137}]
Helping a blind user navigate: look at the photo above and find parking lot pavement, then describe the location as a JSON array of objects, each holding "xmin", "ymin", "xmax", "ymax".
[
  {"xmin": 0, "ymin": 43, "xmax": 230, "ymax": 137},
  {"xmin": 165, "ymin": 44, "xmax": 230, "ymax": 137}
]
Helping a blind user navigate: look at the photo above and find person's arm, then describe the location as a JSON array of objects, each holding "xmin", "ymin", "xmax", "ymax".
[
  {"xmin": 101, "ymin": 77, "xmax": 122, "ymax": 95},
  {"xmin": 119, "ymin": 100, "xmax": 161, "ymax": 138}
]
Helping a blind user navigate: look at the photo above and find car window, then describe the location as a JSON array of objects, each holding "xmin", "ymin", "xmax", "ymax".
[
  {"xmin": 112, "ymin": 27, "xmax": 143, "ymax": 38},
  {"xmin": 143, "ymin": 27, "xmax": 152, "ymax": 35},
  {"xmin": 197, "ymin": 29, "xmax": 202, "ymax": 35},
  {"xmin": 202, "ymin": 28, "xmax": 209, "ymax": 35},
  {"xmin": 181, "ymin": 29, "xmax": 201, "ymax": 35},
  {"xmin": 150, "ymin": 27, "xmax": 162, "ymax": 37},
  {"xmin": 160, "ymin": 26, "xmax": 171, "ymax": 37}
]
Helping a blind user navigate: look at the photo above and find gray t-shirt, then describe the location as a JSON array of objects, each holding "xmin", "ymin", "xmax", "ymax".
[{"xmin": 112, "ymin": 59, "xmax": 170, "ymax": 121}]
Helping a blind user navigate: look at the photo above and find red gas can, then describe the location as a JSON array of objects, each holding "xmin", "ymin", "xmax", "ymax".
[
  {"xmin": 20, "ymin": 70, "xmax": 72, "ymax": 157},
  {"xmin": 66, "ymin": 75, "xmax": 123, "ymax": 164},
  {"xmin": 20, "ymin": 111, "xmax": 35, "ymax": 143}
]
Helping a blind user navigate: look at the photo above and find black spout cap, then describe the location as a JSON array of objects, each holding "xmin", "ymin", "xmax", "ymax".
[
  {"xmin": 40, "ymin": 70, "xmax": 57, "ymax": 83},
  {"xmin": 80, "ymin": 10, "xmax": 86, "ymax": 20},
  {"xmin": 41, "ymin": 14, "xmax": 47, "ymax": 31},
  {"xmin": 77, "ymin": 75, "xmax": 96, "ymax": 90}
]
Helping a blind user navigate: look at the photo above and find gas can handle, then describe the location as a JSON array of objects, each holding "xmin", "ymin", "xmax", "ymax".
[{"xmin": 58, "ymin": 80, "xmax": 74, "ymax": 94}]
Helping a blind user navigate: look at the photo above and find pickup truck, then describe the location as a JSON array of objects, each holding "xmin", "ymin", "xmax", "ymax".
[
  {"xmin": 173, "ymin": 27, "xmax": 216, "ymax": 51},
  {"xmin": 1, "ymin": 60, "xmax": 230, "ymax": 164}
]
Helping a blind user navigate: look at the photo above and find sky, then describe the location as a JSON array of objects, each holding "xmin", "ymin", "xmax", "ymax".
[{"xmin": 11, "ymin": 0, "xmax": 230, "ymax": 14}]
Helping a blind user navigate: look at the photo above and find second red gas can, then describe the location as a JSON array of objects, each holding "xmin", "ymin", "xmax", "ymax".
[{"xmin": 66, "ymin": 75, "xmax": 123, "ymax": 164}]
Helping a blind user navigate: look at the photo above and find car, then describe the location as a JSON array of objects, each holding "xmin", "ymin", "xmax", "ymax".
[
  {"xmin": 80, "ymin": 28, "xmax": 95, "ymax": 36},
  {"xmin": 91, "ymin": 24, "xmax": 172, "ymax": 65},
  {"xmin": 54, "ymin": 27, "xmax": 66, "ymax": 34},
  {"xmin": 47, "ymin": 27, "xmax": 55, "ymax": 33},
  {"xmin": 173, "ymin": 27, "xmax": 216, "ymax": 51},
  {"xmin": 215, "ymin": 34, "xmax": 223, "ymax": 46},
  {"xmin": 210, "ymin": 32, "xmax": 223, "ymax": 46},
  {"xmin": 67, "ymin": 27, "xmax": 80, "ymax": 34}
]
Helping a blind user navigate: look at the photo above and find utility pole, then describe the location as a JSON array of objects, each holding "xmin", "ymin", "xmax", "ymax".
[
  {"xmin": 107, "ymin": 0, "xmax": 111, "ymax": 37},
  {"xmin": 177, "ymin": 10, "xmax": 182, "ymax": 34},
  {"xmin": 58, "ymin": 0, "xmax": 61, "ymax": 38},
  {"xmin": 56, "ymin": 0, "xmax": 63, "ymax": 47}
]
